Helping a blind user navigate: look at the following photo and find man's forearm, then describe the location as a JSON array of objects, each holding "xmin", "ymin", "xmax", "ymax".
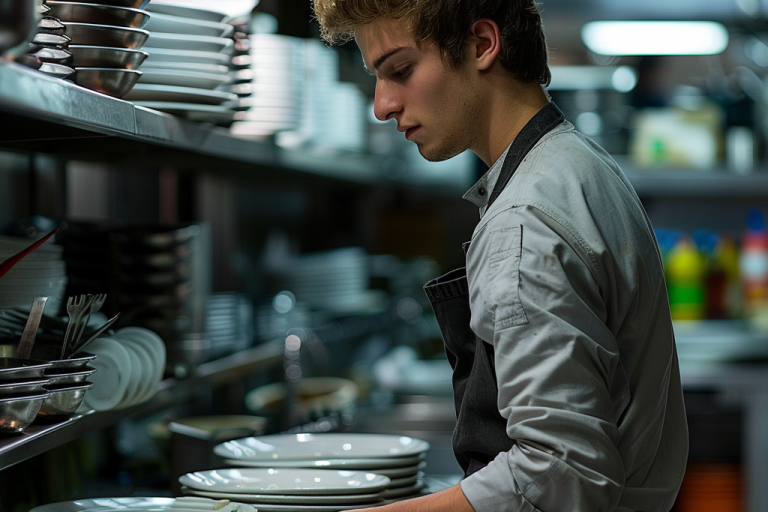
[{"xmin": 350, "ymin": 484, "xmax": 475, "ymax": 512}]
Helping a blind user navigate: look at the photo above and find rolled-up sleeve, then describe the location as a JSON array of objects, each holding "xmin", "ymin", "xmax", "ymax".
[{"xmin": 462, "ymin": 204, "xmax": 626, "ymax": 512}]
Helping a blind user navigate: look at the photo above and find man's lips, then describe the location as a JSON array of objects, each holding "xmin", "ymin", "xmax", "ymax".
[{"xmin": 404, "ymin": 126, "xmax": 421, "ymax": 140}]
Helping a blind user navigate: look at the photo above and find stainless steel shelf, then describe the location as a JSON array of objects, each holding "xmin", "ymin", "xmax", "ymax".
[
  {"xmin": 0, "ymin": 338, "xmax": 284, "ymax": 472},
  {"xmin": 0, "ymin": 62, "xmax": 467, "ymax": 193},
  {"xmin": 617, "ymin": 157, "xmax": 768, "ymax": 197}
]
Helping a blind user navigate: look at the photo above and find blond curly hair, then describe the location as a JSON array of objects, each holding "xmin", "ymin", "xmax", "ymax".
[{"xmin": 312, "ymin": 0, "xmax": 550, "ymax": 85}]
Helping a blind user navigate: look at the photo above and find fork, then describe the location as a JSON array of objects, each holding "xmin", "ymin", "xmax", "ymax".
[
  {"xmin": 61, "ymin": 295, "xmax": 88, "ymax": 359},
  {"xmin": 69, "ymin": 293, "xmax": 106, "ymax": 355}
]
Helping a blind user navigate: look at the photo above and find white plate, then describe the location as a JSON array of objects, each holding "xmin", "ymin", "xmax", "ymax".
[
  {"xmin": 388, "ymin": 472, "xmax": 422, "ymax": 489},
  {"xmin": 29, "ymin": 497, "xmax": 253, "ymax": 512},
  {"xmin": 374, "ymin": 462, "xmax": 426, "ymax": 478},
  {"xmin": 215, "ymin": 433, "xmax": 430, "ymax": 462},
  {"xmin": 146, "ymin": 32, "xmax": 234, "ymax": 54},
  {"xmin": 181, "ymin": 487, "xmax": 384, "ymax": 504},
  {"xmin": 143, "ymin": 47, "xmax": 231, "ymax": 65},
  {"xmin": 179, "ymin": 468, "xmax": 391, "ymax": 495},
  {"xmin": 139, "ymin": 69, "xmax": 230, "ymax": 90},
  {"xmin": 114, "ymin": 335, "xmax": 144, "ymax": 408},
  {"xmin": 81, "ymin": 337, "xmax": 132, "ymax": 411},
  {"xmin": 125, "ymin": 84, "xmax": 237, "ymax": 105},
  {"xmin": 136, "ymin": 102, "xmax": 236, "ymax": 123},
  {"xmin": 210, "ymin": 501, "xmax": 381, "ymax": 512},
  {"xmin": 382, "ymin": 480, "xmax": 426, "ymax": 499},
  {"xmin": 146, "ymin": 3, "xmax": 228, "ymax": 22},
  {"xmin": 115, "ymin": 327, "xmax": 165, "ymax": 402},
  {"xmin": 116, "ymin": 333, "xmax": 156, "ymax": 407},
  {"xmin": 141, "ymin": 61, "xmax": 230, "ymax": 75},
  {"xmin": 144, "ymin": 13, "xmax": 234, "ymax": 38},
  {"xmin": 222, "ymin": 453, "xmax": 426, "ymax": 470}
]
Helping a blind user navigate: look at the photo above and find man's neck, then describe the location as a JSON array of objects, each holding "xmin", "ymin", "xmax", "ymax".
[{"xmin": 476, "ymin": 81, "xmax": 550, "ymax": 167}]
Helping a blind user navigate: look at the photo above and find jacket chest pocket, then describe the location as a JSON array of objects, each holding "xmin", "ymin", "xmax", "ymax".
[{"xmin": 487, "ymin": 225, "xmax": 528, "ymax": 330}]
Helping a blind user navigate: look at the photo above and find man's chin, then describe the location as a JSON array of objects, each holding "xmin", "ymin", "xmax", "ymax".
[{"xmin": 416, "ymin": 142, "xmax": 463, "ymax": 163}]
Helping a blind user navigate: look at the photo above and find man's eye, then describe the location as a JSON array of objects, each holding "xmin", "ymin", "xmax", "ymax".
[{"xmin": 393, "ymin": 65, "xmax": 411, "ymax": 78}]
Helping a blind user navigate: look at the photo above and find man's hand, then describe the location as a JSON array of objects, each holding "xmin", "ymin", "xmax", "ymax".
[{"xmin": 350, "ymin": 484, "xmax": 475, "ymax": 512}]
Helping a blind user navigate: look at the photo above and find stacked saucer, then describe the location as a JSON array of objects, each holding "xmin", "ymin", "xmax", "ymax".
[
  {"xmin": 229, "ymin": 34, "xmax": 305, "ymax": 139},
  {"xmin": 80, "ymin": 327, "xmax": 166, "ymax": 411},
  {"xmin": 180, "ymin": 467, "xmax": 391, "ymax": 511},
  {"xmin": 51, "ymin": 0, "xmax": 150, "ymax": 97},
  {"xmin": 126, "ymin": 2, "xmax": 238, "ymax": 123},
  {"xmin": 215, "ymin": 433, "xmax": 429, "ymax": 500}
]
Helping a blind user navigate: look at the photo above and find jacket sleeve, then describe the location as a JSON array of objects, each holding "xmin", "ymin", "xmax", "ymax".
[{"xmin": 461, "ymin": 205, "xmax": 625, "ymax": 512}]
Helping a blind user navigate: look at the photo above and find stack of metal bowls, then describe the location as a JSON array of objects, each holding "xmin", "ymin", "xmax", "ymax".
[
  {"xmin": 0, "ymin": 345, "xmax": 97, "ymax": 427},
  {"xmin": 0, "ymin": 357, "xmax": 51, "ymax": 434},
  {"xmin": 47, "ymin": 0, "xmax": 151, "ymax": 98},
  {"xmin": 18, "ymin": 0, "xmax": 76, "ymax": 79}
]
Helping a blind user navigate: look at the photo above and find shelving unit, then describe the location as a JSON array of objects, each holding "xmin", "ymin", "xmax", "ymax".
[
  {"xmin": 0, "ymin": 338, "xmax": 284, "ymax": 472},
  {"xmin": 0, "ymin": 62, "xmax": 467, "ymax": 193}
]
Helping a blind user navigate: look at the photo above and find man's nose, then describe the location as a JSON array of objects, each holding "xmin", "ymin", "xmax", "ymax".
[{"xmin": 373, "ymin": 81, "xmax": 401, "ymax": 122}]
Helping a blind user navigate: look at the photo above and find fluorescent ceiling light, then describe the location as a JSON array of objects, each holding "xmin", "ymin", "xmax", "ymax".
[
  {"xmin": 581, "ymin": 21, "xmax": 729, "ymax": 56},
  {"xmin": 549, "ymin": 66, "xmax": 637, "ymax": 92}
]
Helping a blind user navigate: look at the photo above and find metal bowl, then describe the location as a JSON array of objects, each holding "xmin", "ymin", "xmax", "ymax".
[
  {"xmin": 62, "ymin": 0, "xmax": 150, "ymax": 9},
  {"xmin": 0, "ymin": 345, "xmax": 96, "ymax": 370},
  {"xmin": 62, "ymin": 22, "xmax": 149, "ymax": 49},
  {"xmin": 69, "ymin": 45, "xmax": 148, "ymax": 69},
  {"xmin": 44, "ymin": 366, "xmax": 96, "ymax": 386},
  {"xmin": 48, "ymin": 2, "xmax": 150, "ymax": 29},
  {"xmin": 0, "ymin": 378, "xmax": 51, "ymax": 398},
  {"xmin": 73, "ymin": 67, "xmax": 142, "ymax": 98},
  {"xmin": 0, "ymin": 358, "xmax": 52, "ymax": 381},
  {"xmin": 0, "ymin": 392, "xmax": 51, "ymax": 433},
  {"xmin": 37, "ymin": 381, "xmax": 93, "ymax": 420}
]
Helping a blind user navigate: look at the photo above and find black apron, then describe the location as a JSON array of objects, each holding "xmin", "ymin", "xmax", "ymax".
[{"xmin": 423, "ymin": 103, "xmax": 565, "ymax": 477}]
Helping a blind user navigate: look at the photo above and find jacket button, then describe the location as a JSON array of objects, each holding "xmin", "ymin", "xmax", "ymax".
[{"xmin": 478, "ymin": 187, "xmax": 487, "ymax": 196}]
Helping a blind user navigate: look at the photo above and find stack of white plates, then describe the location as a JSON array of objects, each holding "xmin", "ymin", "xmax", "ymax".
[
  {"xmin": 215, "ymin": 433, "xmax": 430, "ymax": 501},
  {"xmin": 125, "ymin": 2, "xmax": 238, "ymax": 123},
  {"xmin": 0, "ymin": 236, "xmax": 67, "ymax": 314},
  {"xmin": 180, "ymin": 467, "xmax": 392, "ymax": 511},
  {"xmin": 267, "ymin": 247, "xmax": 384, "ymax": 314},
  {"xmin": 230, "ymin": 34, "xmax": 305, "ymax": 139},
  {"xmin": 81, "ymin": 327, "xmax": 166, "ymax": 411},
  {"xmin": 206, "ymin": 292, "xmax": 254, "ymax": 359}
]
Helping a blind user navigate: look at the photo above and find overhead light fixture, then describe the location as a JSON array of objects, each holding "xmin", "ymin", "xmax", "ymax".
[
  {"xmin": 581, "ymin": 21, "xmax": 729, "ymax": 56},
  {"xmin": 549, "ymin": 66, "xmax": 637, "ymax": 92}
]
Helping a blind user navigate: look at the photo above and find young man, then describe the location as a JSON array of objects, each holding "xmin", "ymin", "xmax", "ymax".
[{"xmin": 313, "ymin": 1, "xmax": 688, "ymax": 511}]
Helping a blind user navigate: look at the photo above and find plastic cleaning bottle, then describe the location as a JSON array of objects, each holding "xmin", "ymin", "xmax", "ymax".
[
  {"xmin": 740, "ymin": 209, "xmax": 768, "ymax": 318},
  {"xmin": 666, "ymin": 236, "xmax": 706, "ymax": 321}
]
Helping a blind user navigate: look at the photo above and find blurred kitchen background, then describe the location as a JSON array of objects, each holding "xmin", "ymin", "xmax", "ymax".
[{"xmin": 3, "ymin": 0, "xmax": 768, "ymax": 511}]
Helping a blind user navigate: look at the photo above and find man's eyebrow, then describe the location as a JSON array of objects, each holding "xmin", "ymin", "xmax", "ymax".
[{"xmin": 372, "ymin": 47, "xmax": 407, "ymax": 71}]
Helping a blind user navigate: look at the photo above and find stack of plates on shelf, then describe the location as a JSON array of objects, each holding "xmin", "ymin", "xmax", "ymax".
[
  {"xmin": 266, "ymin": 247, "xmax": 384, "ymax": 314},
  {"xmin": 215, "ymin": 433, "xmax": 430, "ymax": 501},
  {"xmin": 180, "ymin": 467, "xmax": 391, "ymax": 511},
  {"xmin": 81, "ymin": 327, "xmax": 166, "ymax": 411},
  {"xmin": 30, "ymin": 497, "xmax": 257, "ymax": 512},
  {"xmin": 50, "ymin": 0, "xmax": 150, "ymax": 98},
  {"xmin": 206, "ymin": 292, "xmax": 254, "ymax": 359},
  {"xmin": 0, "ymin": 235, "xmax": 67, "ymax": 314},
  {"xmin": 126, "ymin": 2, "xmax": 238, "ymax": 124},
  {"xmin": 230, "ymin": 34, "xmax": 305, "ymax": 139}
]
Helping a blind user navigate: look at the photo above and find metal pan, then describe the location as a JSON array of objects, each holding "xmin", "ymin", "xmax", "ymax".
[
  {"xmin": 48, "ymin": 2, "xmax": 150, "ymax": 29},
  {"xmin": 73, "ymin": 67, "xmax": 142, "ymax": 98},
  {"xmin": 62, "ymin": 22, "xmax": 149, "ymax": 49},
  {"xmin": 69, "ymin": 44, "xmax": 147, "ymax": 69},
  {"xmin": 61, "ymin": 0, "xmax": 150, "ymax": 9}
]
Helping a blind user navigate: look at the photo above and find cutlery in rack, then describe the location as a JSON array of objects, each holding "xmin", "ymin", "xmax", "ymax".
[
  {"xmin": 70, "ymin": 312, "xmax": 120, "ymax": 357},
  {"xmin": 17, "ymin": 296, "xmax": 48, "ymax": 359},
  {"xmin": 61, "ymin": 294, "xmax": 90, "ymax": 359}
]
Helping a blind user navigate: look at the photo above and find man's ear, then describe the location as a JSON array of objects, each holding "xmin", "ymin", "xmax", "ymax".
[{"xmin": 470, "ymin": 19, "xmax": 502, "ymax": 71}]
